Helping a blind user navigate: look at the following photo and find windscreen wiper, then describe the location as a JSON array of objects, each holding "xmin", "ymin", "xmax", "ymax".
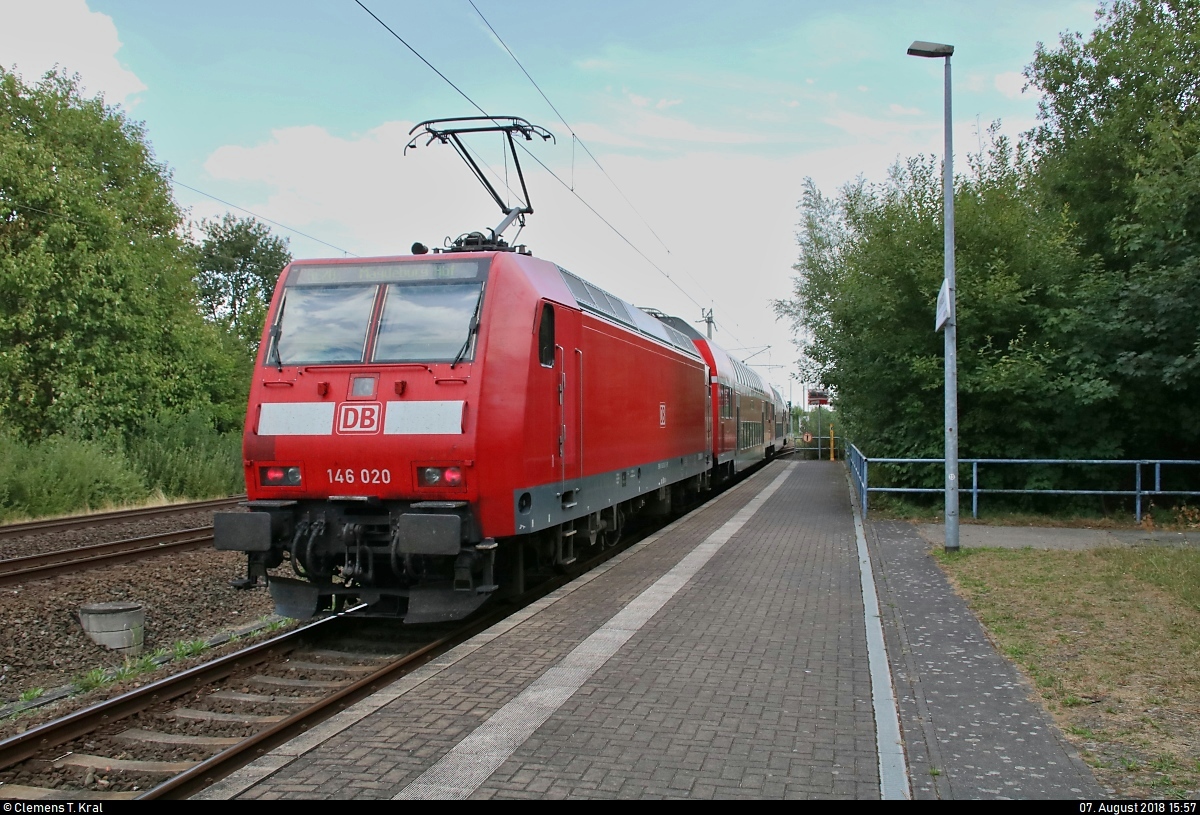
[
  {"xmin": 267, "ymin": 323, "xmax": 284, "ymax": 371},
  {"xmin": 451, "ymin": 287, "xmax": 485, "ymax": 369}
]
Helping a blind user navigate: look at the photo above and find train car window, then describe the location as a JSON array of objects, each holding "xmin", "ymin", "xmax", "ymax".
[
  {"xmin": 538, "ymin": 303, "xmax": 555, "ymax": 367},
  {"xmin": 272, "ymin": 285, "xmax": 377, "ymax": 365},
  {"xmin": 373, "ymin": 281, "xmax": 485, "ymax": 363}
]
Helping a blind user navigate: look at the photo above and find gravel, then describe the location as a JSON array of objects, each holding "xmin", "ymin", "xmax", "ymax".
[
  {"xmin": 0, "ymin": 510, "xmax": 234, "ymax": 560},
  {"xmin": 0, "ymin": 508, "xmax": 296, "ymax": 742}
]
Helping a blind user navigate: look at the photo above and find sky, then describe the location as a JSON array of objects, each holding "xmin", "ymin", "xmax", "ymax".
[{"xmin": 1, "ymin": 0, "xmax": 1101, "ymax": 399}]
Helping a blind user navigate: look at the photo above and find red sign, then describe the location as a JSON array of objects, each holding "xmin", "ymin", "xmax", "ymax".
[
  {"xmin": 336, "ymin": 402, "xmax": 382, "ymax": 434},
  {"xmin": 808, "ymin": 390, "xmax": 829, "ymax": 407}
]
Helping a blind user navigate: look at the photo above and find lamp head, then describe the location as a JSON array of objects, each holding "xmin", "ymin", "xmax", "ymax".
[{"xmin": 907, "ymin": 40, "xmax": 954, "ymax": 58}]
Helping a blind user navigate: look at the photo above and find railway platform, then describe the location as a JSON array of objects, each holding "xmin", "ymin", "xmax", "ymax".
[{"xmin": 197, "ymin": 459, "xmax": 1103, "ymax": 800}]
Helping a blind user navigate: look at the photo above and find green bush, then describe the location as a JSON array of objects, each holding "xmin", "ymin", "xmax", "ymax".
[
  {"xmin": 0, "ymin": 430, "xmax": 147, "ymax": 521},
  {"xmin": 125, "ymin": 410, "xmax": 243, "ymax": 499},
  {"xmin": 0, "ymin": 408, "xmax": 244, "ymax": 522}
]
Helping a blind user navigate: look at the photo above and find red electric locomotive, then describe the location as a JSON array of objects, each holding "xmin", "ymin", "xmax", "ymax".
[{"xmin": 213, "ymin": 117, "xmax": 780, "ymax": 621}]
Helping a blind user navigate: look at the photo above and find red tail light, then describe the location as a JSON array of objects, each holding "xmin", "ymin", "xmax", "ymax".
[
  {"xmin": 260, "ymin": 466, "xmax": 302, "ymax": 486},
  {"xmin": 418, "ymin": 465, "xmax": 465, "ymax": 488}
]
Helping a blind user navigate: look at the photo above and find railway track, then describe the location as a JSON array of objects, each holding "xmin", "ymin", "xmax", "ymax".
[
  {"xmin": 0, "ymin": 527, "xmax": 215, "ymax": 586},
  {"xmin": 0, "ymin": 497, "xmax": 244, "ymax": 541},
  {"xmin": 0, "ymin": 502, "xmax": 676, "ymax": 801},
  {"xmin": 0, "ymin": 610, "xmax": 473, "ymax": 801},
  {"xmin": 0, "ymin": 461, "xmax": 787, "ymax": 799}
]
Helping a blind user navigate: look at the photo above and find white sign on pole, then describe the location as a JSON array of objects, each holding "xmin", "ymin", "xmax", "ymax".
[{"xmin": 935, "ymin": 279, "xmax": 951, "ymax": 332}]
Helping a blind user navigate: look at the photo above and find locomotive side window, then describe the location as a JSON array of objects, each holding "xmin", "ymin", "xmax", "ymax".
[
  {"xmin": 538, "ymin": 303, "xmax": 555, "ymax": 367},
  {"xmin": 271, "ymin": 285, "xmax": 377, "ymax": 365},
  {"xmin": 373, "ymin": 281, "xmax": 485, "ymax": 363}
]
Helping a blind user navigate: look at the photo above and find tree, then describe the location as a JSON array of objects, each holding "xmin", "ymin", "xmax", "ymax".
[
  {"xmin": 1027, "ymin": 0, "xmax": 1200, "ymax": 265},
  {"xmin": 1028, "ymin": 0, "xmax": 1200, "ymax": 457},
  {"xmin": 774, "ymin": 135, "xmax": 1103, "ymax": 472},
  {"xmin": 0, "ymin": 68, "xmax": 244, "ymax": 440},
  {"xmin": 193, "ymin": 214, "xmax": 291, "ymax": 360}
]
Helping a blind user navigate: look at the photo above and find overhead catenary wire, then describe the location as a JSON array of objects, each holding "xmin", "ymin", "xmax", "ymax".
[
  {"xmin": 466, "ymin": 2, "xmax": 730, "ymax": 316},
  {"xmin": 471, "ymin": 2, "xmax": 751, "ymax": 340},
  {"xmin": 3, "ymin": 191, "xmax": 359, "ymax": 263},
  {"xmin": 174, "ymin": 181, "xmax": 358, "ymax": 257},
  {"xmin": 1, "ymin": 200, "xmax": 115, "ymax": 231},
  {"xmin": 353, "ymin": 0, "xmax": 707, "ymax": 313},
  {"xmin": 467, "ymin": 0, "xmax": 671, "ymax": 255},
  {"xmin": 355, "ymin": 1, "xmax": 771, "ymax": 365}
]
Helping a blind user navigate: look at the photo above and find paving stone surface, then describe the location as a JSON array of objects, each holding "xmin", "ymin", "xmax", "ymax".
[
  {"xmin": 866, "ymin": 519, "xmax": 1105, "ymax": 799},
  {"xmin": 218, "ymin": 461, "xmax": 880, "ymax": 799},
  {"xmin": 474, "ymin": 460, "xmax": 875, "ymax": 799},
  {"xmin": 201, "ymin": 460, "xmax": 1107, "ymax": 801}
]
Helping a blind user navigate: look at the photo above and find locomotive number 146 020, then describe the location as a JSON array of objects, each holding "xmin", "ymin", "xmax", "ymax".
[{"xmin": 328, "ymin": 468, "xmax": 392, "ymax": 484}]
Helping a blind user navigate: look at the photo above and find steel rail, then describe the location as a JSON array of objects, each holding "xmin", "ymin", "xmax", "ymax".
[
  {"xmin": 0, "ymin": 615, "xmax": 335, "ymax": 770},
  {"xmin": 143, "ymin": 618, "xmax": 478, "ymax": 799},
  {"xmin": 0, "ymin": 496, "xmax": 243, "ymax": 541},
  {"xmin": 0, "ymin": 471, "xmax": 757, "ymax": 799},
  {"xmin": 145, "ymin": 500, "xmax": 726, "ymax": 800},
  {"xmin": 0, "ymin": 527, "xmax": 215, "ymax": 586}
]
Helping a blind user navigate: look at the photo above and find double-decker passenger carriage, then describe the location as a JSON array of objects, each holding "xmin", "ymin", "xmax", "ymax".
[
  {"xmin": 768, "ymin": 385, "xmax": 792, "ymax": 455},
  {"xmin": 656, "ymin": 316, "xmax": 772, "ymax": 477},
  {"xmin": 213, "ymin": 117, "xmax": 778, "ymax": 622}
]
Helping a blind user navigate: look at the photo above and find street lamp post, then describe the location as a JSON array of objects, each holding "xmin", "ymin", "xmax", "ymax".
[{"xmin": 908, "ymin": 40, "xmax": 959, "ymax": 552}]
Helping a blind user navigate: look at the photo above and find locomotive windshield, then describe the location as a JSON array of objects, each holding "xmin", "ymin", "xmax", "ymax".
[
  {"xmin": 267, "ymin": 259, "xmax": 489, "ymax": 366},
  {"xmin": 373, "ymin": 282, "xmax": 483, "ymax": 363},
  {"xmin": 273, "ymin": 285, "xmax": 376, "ymax": 364}
]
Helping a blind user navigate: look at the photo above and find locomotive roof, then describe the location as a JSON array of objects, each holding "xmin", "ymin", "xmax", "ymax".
[
  {"xmin": 281, "ymin": 252, "xmax": 703, "ymax": 362},
  {"xmin": 551, "ymin": 265, "xmax": 701, "ymax": 361}
]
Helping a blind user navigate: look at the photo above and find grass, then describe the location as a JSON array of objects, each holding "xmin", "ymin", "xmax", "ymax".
[
  {"xmin": 3, "ymin": 617, "xmax": 296, "ymax": 726},
  {"xmin": 871, "ymin": 494, "xmax": 1200, "ymax": 531},
  {"xmin": 74, "ymin": 668, "xmax": 111, "ymax": 693},
  {"xmin": 172, "ymin": 639, "xmax": 209, "ymax": 660},
  {"xmin": 936, "ymin": 544, "xmax": 1200, "ymax": 799},
  {"xmin": 17, "ymin": 687, "xmax": 44, "ymax": 703}
]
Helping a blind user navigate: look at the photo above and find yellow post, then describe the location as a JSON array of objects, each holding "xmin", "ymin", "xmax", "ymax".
[{"xmin": 829, "ymin": 423, "xmax": 835, "ymax": 461}]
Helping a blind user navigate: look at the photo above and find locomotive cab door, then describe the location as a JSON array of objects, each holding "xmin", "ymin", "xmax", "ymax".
[{"xmin": 538, "ymin": 302, "xmax": 582, "ymax": 500}]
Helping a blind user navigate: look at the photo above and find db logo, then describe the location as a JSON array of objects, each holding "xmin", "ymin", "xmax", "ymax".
[
  {"xmin": 659, "ymin": 402, "xmax": 667, "ymax": 427},
  {"xmin": 337, "ymin": 402, "xmax": 382, "ymax": 434}
]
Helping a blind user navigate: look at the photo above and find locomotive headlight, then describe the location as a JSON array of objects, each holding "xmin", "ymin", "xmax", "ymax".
[
  {"xmin": 443, "ymin": 467, "xmax": 463, "ymax": 487},
  {"xmin": 261, "ymin": 466, "xmax": 302, "ymax": 487},
  {"xmin": 420, "ymin": 467, "xmax": 442, "ymax": 486}
]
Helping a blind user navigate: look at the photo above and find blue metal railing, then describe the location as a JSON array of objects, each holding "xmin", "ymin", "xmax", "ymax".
[{"xmin": 847, "ymin": 444, "xmax": 1200, "ymax": 521}]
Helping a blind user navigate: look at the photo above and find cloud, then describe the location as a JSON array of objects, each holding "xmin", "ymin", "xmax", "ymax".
[
  {"xmin": 963, "ymin": 72, "xmax": 989, "ymax": 93},
  {"xmin": 0, "ymin": 0, "xmax": 145, "ymax": 105},
  {"xmin": 822, "ymin": 111, "xmax": 931, "ymax": 142},
  {"xmin": 576, "ymin": 57, "xmax": 615, "ymax": 71},
  {"xmin": 193, "ymin": 123, "xmax": 812, "ymax": 392},
  {"xmin": 628, "ymin": 92, "xmax": 651, "ymax": 108},
  {"xmin": 626, "ymin": 110, "xmax": 768, "ymax": 145},
  {"xmin": 889, "ymin": 103, "xmax": 921, "ymax": 116},
  {"xmin": 656, "ymin": 98, "xmax": 683, "ymax": 110},
  {"xmin": 200, "ymin": 121, "xmax": 506, "ymax": 255},
  {"xmin": 994, "ymin": 71, "xmax": 1027, "ymax": 98}
]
